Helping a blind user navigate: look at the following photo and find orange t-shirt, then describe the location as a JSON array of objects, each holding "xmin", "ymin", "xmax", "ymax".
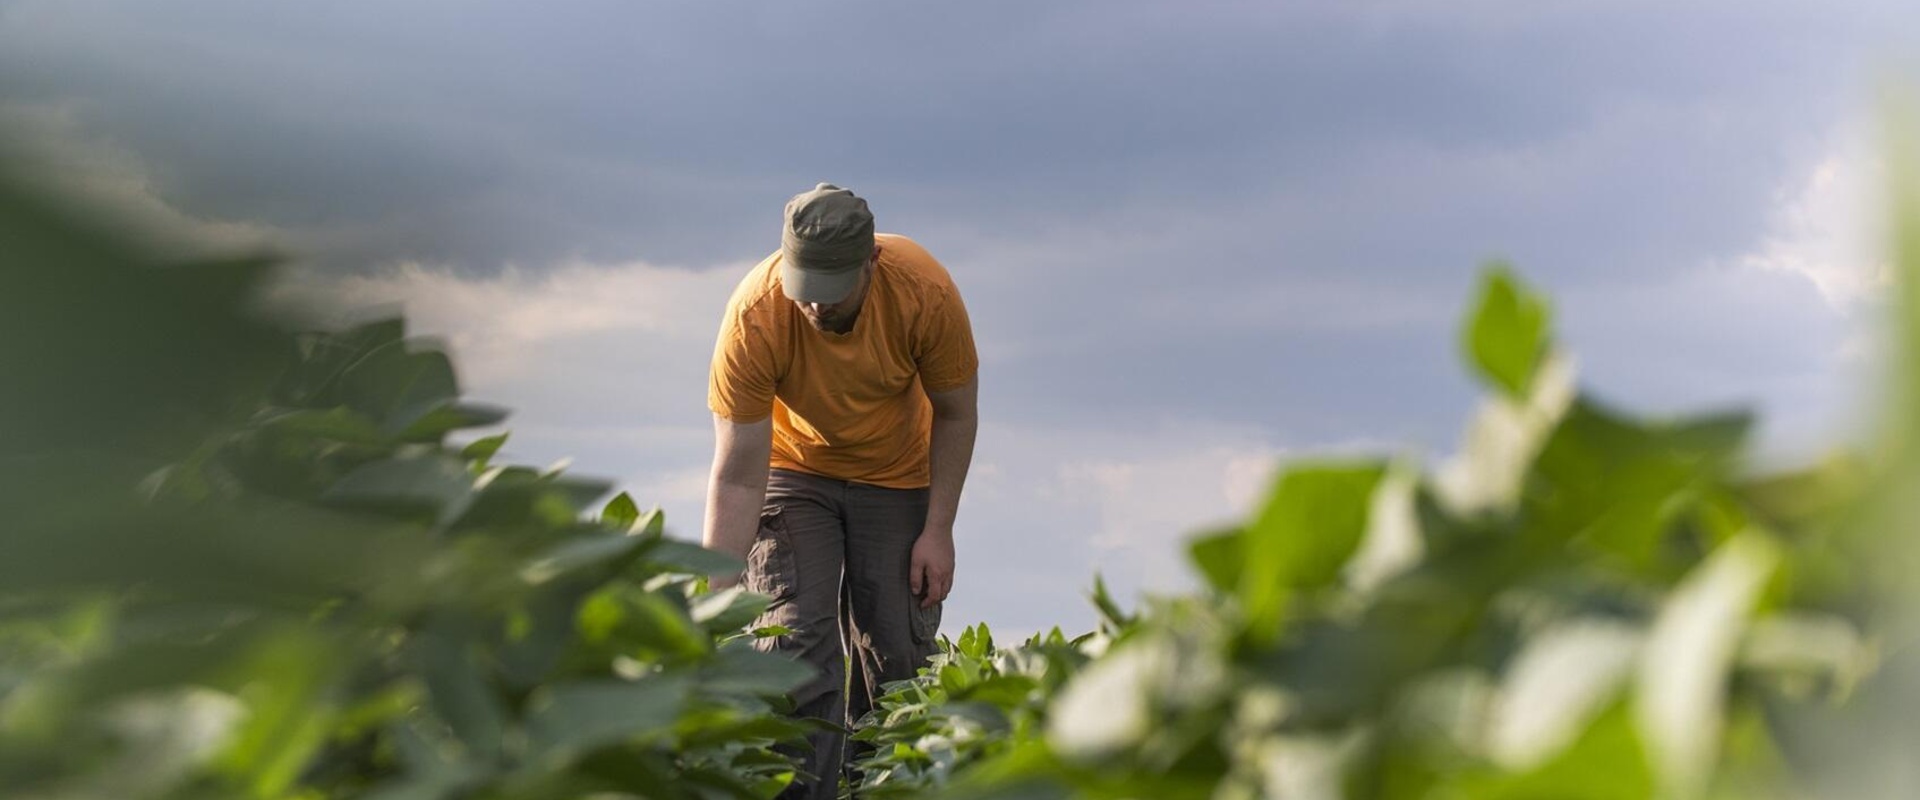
[{"xmin": 708, "ymin": 233, "xmax": 978, "ymax": 489}]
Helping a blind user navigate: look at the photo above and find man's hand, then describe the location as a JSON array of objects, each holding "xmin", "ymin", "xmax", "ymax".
[{"xmin": 910, "ymin": 528, "xmax": 954, "ymax": 608}]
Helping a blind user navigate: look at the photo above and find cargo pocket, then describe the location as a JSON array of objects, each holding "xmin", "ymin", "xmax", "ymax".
[
  {"xmin": 744, "ymin": 509, "xmax": 797, "ymax": 605},
  {"xmin": 909, "ymin": 599, "xmax": 943, "ymax": 648}
]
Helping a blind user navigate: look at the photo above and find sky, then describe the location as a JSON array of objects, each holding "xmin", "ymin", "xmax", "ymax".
[{"xmin": 3, "ymin": 0, "xmax": 1914, "ymax": 637}]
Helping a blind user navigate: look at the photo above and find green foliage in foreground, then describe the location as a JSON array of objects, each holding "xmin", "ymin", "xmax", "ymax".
[
  {"xmin": 845, "ymin": 264, "xmax": 1895, "ymax": 800},
  {"xmin": 0, "ymin": 172, "xmax": 814, "ymax": 799}
]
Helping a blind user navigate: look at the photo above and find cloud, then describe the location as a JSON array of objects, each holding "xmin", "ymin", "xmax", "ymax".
[
  {"xmin": 1740, "ymin": 123, "xmax": 1892, "ymax": 311},
  {"xmin": 0, "ymin": 101, "xmax": 283, "ymax": 258}
]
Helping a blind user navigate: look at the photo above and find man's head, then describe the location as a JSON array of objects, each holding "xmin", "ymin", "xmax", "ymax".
[
  {"xmin": 781, "ymin": 183, "xmax": 874, "ymax": 303},
  {"xmin": 782, "ymin": 183, "xmax": 877, "ymax": 332}
]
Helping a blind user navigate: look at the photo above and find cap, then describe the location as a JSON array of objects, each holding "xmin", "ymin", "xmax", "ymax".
[{"xmin": 780, "ymin": 183, "xmax": 875, "ymax": 303}]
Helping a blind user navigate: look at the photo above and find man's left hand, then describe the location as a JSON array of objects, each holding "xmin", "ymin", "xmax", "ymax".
[{"xmin": 910, "ymin": 528, "xmax": 954, "ymax": 609}]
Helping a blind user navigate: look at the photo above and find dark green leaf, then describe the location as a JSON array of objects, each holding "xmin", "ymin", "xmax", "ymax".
[
  {"xmin": 521, "ymin": 533, "xmax": 648, "ymax": 585},
  {"xmin": 644, "ymin": 539, "xmax": 746, "ymax": 579},
  {"xmin": 256, "ymin": 406, "xmax": 387, "ymax": 444},
  {"xmin": 699, "ymin": 645, "xmax": 816, "ymax": 697},
  {"xmin": 525, "ymin": 676, "xmax": 692, "ymax": 760},
  {"xmin": 398, "ymin": 402, "xmax": 511, "ymax": 442},
  {"xmin": 336, "ymin": 340, "xmax": 461, "ymax": 437},
  {"xmin": 322, "ymin": 453, "xmax": 477, "ymax": 526},
  {"xmin": 415, "ymin": 627, "xmax": 507, "ymax": 760},
  {"xmin": 461, "ymin": 432, "xmax": 510, "ymax": 470}
]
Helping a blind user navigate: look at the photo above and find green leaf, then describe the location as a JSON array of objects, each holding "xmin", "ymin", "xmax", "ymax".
[
  {"xmin": 690, "ymin": 586, "xmax": 773, "ymax": 634},
  {"xmin": 1635, "ymin": 533, "xmax": 1781, "ymax": 799},
  {"xmin": 1240, "ymin": 462, "xmax": 1388, "ymax": 639},
  {"xmin": 644, "ymin": 538, "xmax": 746, "ymax": 579},
  {"xmin": 625, "ymin": 592, "xmax": 711, "ymax": 659},
  {"xmin": 1187, "ymin": 528, "xmax": 1244, "ymax": 595},
  {"xmin": 256, "ymin": 406, "xmax": 387, "ymax": 444},
  {"xmin": 699, "ymin": 645, "xmax": 817, "ymax": 697},
  {"xmin": 521, "ymin": 532, "xmax": 648, "ymax": 585},
  {"xmin": 322, "ymin": 453, "xmax": 477, "ymax": 526},
  {"xmin": 415, "ymin": 628, "xmax": 507, "ymax": 760},
  {"xmin": 212, "ymin": 630, "xmax": 346, "ymax": 797},
  {"xmin": 1527, "ymin": 402, "xmax": 1752, "ymax": 571},
  {"xmin": 601, "ymin": 491, "xmax": 641, "ymax": 531},
  {"xmin": 525, "ymin": 676, "xmax": 692, "ymax": 760},
  {"xmin": 461, "ymin": 432, "xmax": 510, "ymax": 470},
  {"xmin": 1463, "ymin": 264, "xmax": 1552, "ymax": 399},
  {"xmin": 1456, "ymin": 700, "xmax": 1656, "ymax": 800},
  {"xmin": 337, "ymin": 339, "xmax": 462, "ymax": 437},
  {"xmin": 1088, "ymin": 574, "xmax": 1131, "ymax": 634},
  {"xmin": 398, "ymin": 401, "xmax": 510, "ymax": 442}
]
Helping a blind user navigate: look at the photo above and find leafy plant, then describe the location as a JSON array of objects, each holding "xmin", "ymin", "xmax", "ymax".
[
  {"xmin": 846, "ymin": 266, "xmax": 1880, "ymax": 800},
  {"xmin": 0, "ymin": 166, "xmax": 814, "ymax": 800}
]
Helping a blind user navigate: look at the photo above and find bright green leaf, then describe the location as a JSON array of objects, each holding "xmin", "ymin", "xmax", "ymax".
[
  {"xmin": 1240, "ymin": 462, "xmax": 1387, "ymax": 640},
  {"xmin": 1464, "ymin": 265, "xmax": 1552, "ymax": 399}
]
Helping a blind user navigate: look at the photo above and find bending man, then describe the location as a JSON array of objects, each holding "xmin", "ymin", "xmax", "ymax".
[{"xmin": 703, "ymin": 183, "xmax": 979, "ymax": 799}]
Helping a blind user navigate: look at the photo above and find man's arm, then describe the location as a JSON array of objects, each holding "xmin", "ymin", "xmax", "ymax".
[
  {"xmin": 703, "ymin": 414, "xmax": 773, "ymax": 590},
  {"xmin": 912, "ymin": 374, "xmax": 978, "ymax": 608}
]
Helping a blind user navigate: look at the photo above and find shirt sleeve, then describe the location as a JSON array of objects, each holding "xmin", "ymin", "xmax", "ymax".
[
  {"xmin": 708, "ymin": 309, "xmax": 779, "ymax": 422},
  {"xmin": 915, "ymin": 283, "xmax": 979, "ymax": 393}
]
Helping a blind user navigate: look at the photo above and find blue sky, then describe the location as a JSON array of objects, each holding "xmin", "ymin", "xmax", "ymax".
[{"xmin": 3, "ymin": 0, "xmax": 1912, "ymax": 636}]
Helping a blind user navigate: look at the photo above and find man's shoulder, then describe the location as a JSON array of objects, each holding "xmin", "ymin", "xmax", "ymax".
[
  {"xmin": 876, "ymin": 233, "xmax": 959, "ymax": 294},
  {"xmin": 724, "ymin": 252, "xmax": 789, "ymax": 322}
]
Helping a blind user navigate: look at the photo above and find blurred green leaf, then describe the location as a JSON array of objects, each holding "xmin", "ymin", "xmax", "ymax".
[
  {"xmin": 697, "ymin": 646, "xmax": 815, "ymax": 697},
  {"xmin": 415, "ymin": 628, "xmax": 507, "ymax": 761},
  {"xmin": 1463, "ymin": 264, "xmax": 1551, "ymax": 399},
  {"xmin": 398, "ymin": 402, "xmax": 510, "ymax": 442},
  {"xmin": 336, "ymin": 340, "xmax": 461, "ymax": 437},
  {"xmin": 1457, "ymin": 701, "xmax": 1655, "ymax": 800},
  {"xmin": 1528, "ymin": 402, "xmax": 1751, "ymax": 571},
  {"xmin": 212, "ymin": 631, "xmax": 344, "ymax": 798},
  {"xmin": 1636, "ymin": 533, "xmax": 1781, "ymax": 799},
  {"xmin": 1088, "ymin": 574, "xmax": 1132, "ymax": 634},
  {"xmin": 600, "ymin": 491, "xmax": 641, "ymax": 531},
  {"xmin": 460, "ymin": 433, "xmax": 510, "ymax": 472},
  {"xmin": 321, "ymin": 453, "xmax": 477, "ymax": 526},
  {"xmin": 689, "ymin": 587, "xmax": 772, "ymax": 634},
  {"xmin": 1188, "ymin": 528, "xmax": 1244, "ymax": 595},
  {"xmin": 525, "ymin": 676, "xmax": 691, "ymax": 761},
  {"xmin": 521, "ymin": 532, "xmax": 647, "ymax": 585},
  {"xmin": 1241, "ymin": 463, "xmax": 1387, "ymax": 639},
  {"xmin": 644, "ymin": 539, "xmax": 746, "ymax": 579},
  {"xmin": 255, "ymin": 406, "xmax": 387, "ymax": 444}
]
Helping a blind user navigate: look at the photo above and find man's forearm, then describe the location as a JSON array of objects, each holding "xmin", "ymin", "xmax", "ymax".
[
  {"xmin": 923, "ymin": 411, "xmax": 977, "ymax": 536},
  {"xmin": 703, "ymin": 470, "xmax": 768, "ymax": 587}
]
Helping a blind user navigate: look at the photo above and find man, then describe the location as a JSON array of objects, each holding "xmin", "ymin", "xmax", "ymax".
[{"xmin": 703, "ymin": 183, "xmax": 979, "ymax": 799}]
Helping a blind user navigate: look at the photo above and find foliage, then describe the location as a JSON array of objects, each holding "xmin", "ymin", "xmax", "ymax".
[
  {"xmin": 845, "ymin": 266, "xmax": 1885, "ymax": 799},
  {"xmin": 0, "ymin": 168, "xmax": 814, "ymax": 799}
]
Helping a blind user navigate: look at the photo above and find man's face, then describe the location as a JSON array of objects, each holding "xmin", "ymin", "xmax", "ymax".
[{"xmin": 796, "ymin": 259, "xmax": 872, "ymax": 333}]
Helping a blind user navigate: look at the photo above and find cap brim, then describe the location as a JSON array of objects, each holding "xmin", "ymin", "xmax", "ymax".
[{"xmin": 780, "ymin": 257, "xmax": 861, "ymax": 304}]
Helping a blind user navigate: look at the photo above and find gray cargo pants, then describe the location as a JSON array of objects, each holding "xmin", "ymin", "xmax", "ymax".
[{"xmin": 744, "ymin": 468, "xmax": 944, "ymax": 800}]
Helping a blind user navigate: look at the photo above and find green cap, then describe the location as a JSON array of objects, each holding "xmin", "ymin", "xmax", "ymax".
[{"xmin": 780, "ymin": 183, "xmax": 874, "ymax": 303}]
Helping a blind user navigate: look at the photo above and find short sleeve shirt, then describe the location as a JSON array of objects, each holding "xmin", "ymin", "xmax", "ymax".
[{"xmin": 708, "ymin": 233, "xmax": 978, "ymax": 489}]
